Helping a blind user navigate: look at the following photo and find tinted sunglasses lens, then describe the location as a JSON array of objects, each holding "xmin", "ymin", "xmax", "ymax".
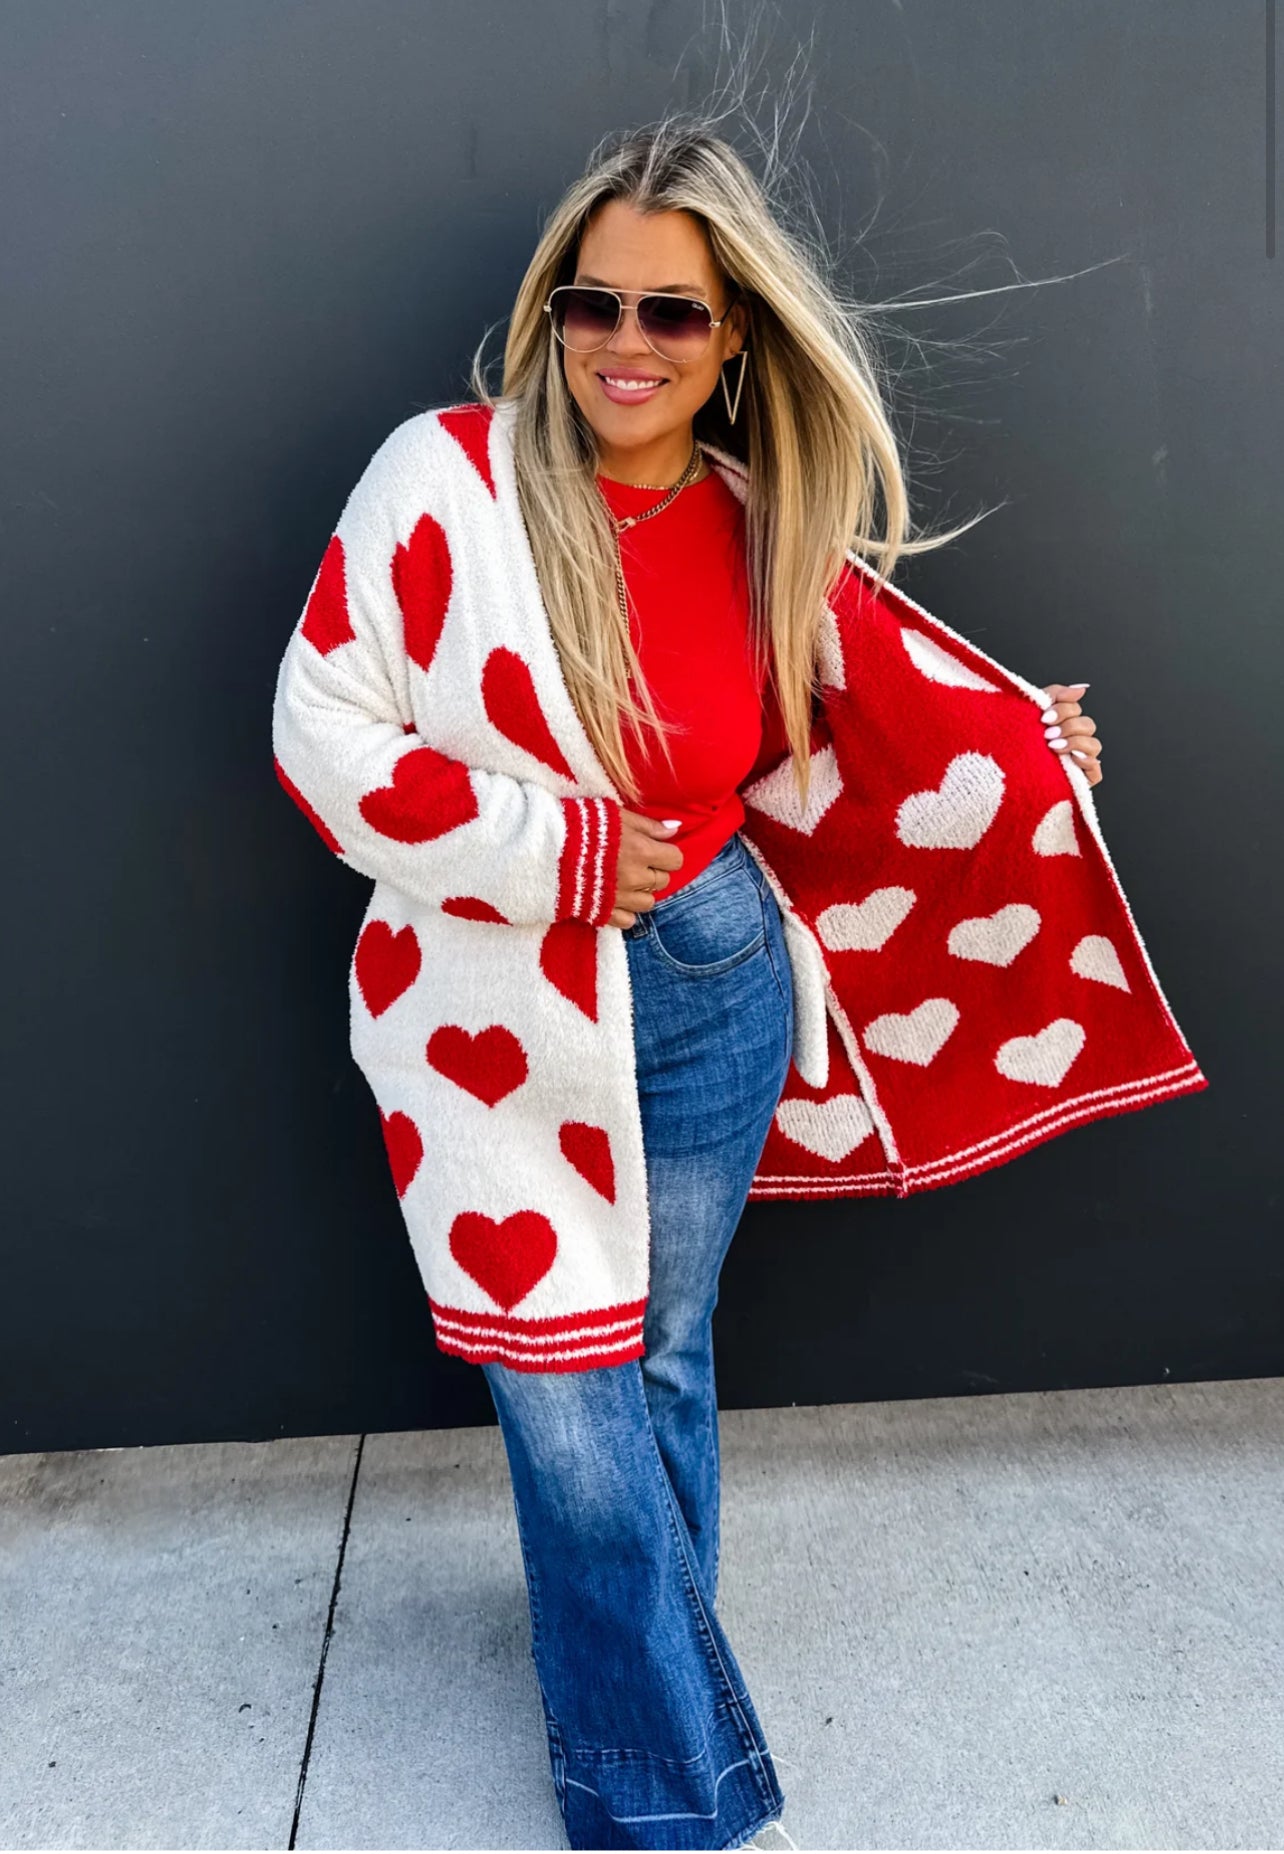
[
  {"xmin": 638, "ymin": 295, "xmax": 714, "ymax": 357},
  {"xmin": 552, "ymin": 288, "xmax": 620, "ymax": 349}
]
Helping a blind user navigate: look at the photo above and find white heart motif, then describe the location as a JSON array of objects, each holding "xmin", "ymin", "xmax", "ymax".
[
  {"xmin": 862, "ymin": 998, "xmax": 960, "ymax": 1067},
  {"xmin": 899, "ymin": 627, "xmax": 1001, "ymax": 693},
  {"xmin": 1070, "ymin": 934, "xmax": 1130, "ymax": 991},
  {"xmin": 1032, "ymin": 799, "xmax": 1081, "ymax": 857},
  {"xmin": 818, "ymin": 886, "xmax": 916, "ymax": 953},
  {"xmin": 995, "ymin": 1018, "xmax": 1086, "ymax": 1087},
  {"xmin": 745, "ymin": 741, "xmax": 843, "ymax": 835},
  {"xmin": 775, "ymin": 1094, "xmax": 875, "ymax": 1162},
  {"xmin": 896, "ymin": 753, "xmax": 1005, "ymax": 851},
  {"xmin": 948, "ymin": 903, "xmax": 1041, "ymax": 968}
]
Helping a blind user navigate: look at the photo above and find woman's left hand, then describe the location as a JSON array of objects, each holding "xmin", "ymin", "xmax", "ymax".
[{"xmin": 1040, "ymin": 682, "xmax": 1103, "ymax": 787}]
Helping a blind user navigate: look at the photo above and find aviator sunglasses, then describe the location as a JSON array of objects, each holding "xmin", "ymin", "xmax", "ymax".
[{"xmin": 544, "ymin": 284, "xmax": 736, "ymax": 363}]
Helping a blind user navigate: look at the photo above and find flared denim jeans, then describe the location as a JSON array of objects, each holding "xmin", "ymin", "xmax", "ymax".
[{"xmin": 482, "ymin": 829, "xmax": 795, "ymax": 1850}]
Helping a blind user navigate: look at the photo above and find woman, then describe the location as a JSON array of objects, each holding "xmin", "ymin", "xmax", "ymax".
[{"xmin": 275, "ymin": 122, "xmax": 1118, "ymax": 1851}]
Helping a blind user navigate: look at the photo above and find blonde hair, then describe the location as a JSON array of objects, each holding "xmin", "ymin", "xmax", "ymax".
[{"xmin": 470, "ymin": 115, "xmax": 985, "ymax": 811}]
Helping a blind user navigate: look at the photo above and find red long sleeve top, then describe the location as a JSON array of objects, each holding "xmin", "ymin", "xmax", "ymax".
[{"xmin": 597, "ymin": 467, "xmax": 791, "ymax": 900}]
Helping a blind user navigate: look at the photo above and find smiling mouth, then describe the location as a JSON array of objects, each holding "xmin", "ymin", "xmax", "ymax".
[{"xmin": 597, "ymin": 373, "xmax": 668, "ymax": 392}]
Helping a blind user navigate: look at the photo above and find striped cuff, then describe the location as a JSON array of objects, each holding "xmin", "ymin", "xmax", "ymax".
[{"xmin": 555, "ymin": 795, "xmax": 623, "ymax": 927}]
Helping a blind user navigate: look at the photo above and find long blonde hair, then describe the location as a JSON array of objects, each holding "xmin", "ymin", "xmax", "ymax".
[{"xmin": 471, "ymin": 116, "xmax": 984, "ymax": 810}]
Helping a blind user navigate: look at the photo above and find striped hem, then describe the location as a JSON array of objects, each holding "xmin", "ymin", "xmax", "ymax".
[
  {"xmin": 747, "ymin": 1170, "xmax": 896, "ymax": 1199},
  {"xmin": 749, "ymin": 1060, "xmax": 1207, "ymax": 1201},
  {"xmin": 555, "ymin": 795, "xmax": 622, "ymax": 927},
  {"xmin": 428, "ymin": 1295, "xmax": 648, "ymax": 1372},
  {"xmin": 901, "ymin": 1059, "xmax": 1208, "ymax": 1191}
]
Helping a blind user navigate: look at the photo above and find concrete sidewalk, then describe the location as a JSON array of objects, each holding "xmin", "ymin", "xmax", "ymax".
[{"xmin": 2, "ymin": 1378, "xmax": 1280, "ymax": 1851}]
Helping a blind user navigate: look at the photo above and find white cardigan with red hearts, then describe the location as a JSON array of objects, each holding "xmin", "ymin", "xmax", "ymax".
[{"xmin": 272, "ymin": 398, "xmax": 1206, "ymax": 1373}]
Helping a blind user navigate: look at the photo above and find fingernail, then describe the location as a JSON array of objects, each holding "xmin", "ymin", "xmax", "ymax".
[
  {"xmin": 1040, "ymin": 707, "xmax": 1059, "ymax": 723},
  {"xmin": 1071, "ymin": 750, "xmax": 1089, "ymax": 761},
  {"xmin": 1045, "ymin": 724, "xmax": 1063, "ymax": 740},
  {"xmin": 661, "ymin": 818, "xmax": 681, "ymax": 830},
  {"xmin": 1068, "ymin": 682, "xmax": 1090, "ymax": 691},
  {"xmin": 1049, "ymin": 738, "xmax": 1069, "ymax": 750}
]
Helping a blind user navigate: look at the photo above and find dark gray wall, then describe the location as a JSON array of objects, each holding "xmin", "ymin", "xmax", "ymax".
[{"xmin": 2, "ymin": 1, "xmax": 1278, "ymax": 1452}]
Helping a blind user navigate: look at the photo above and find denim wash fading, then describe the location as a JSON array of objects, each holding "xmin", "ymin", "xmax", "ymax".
[{"xmin": 482, "ymin": 829, "xmax": 795, "ymax": 1851}]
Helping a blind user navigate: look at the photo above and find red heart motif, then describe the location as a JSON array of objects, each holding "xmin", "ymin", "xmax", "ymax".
[
  {"xmin": 427, "ymin": 1024, "xmax": 528, "ymax": 1106},
  {"xmin": 392, "ymin": 512, "xmax": 453, "ymax": 674},
  {"xmin": 449, "ymin": 1208, "xmax": 557, "ymax": 1310},
  {"xmin": 359, "ymin": 746, "xmax": 478, "ymax": 844},
  {"xmin": 482, "ymin": 648, "xmax": 576, "ymax": 779},
  {"xmin": 380, "ymin": 1110, "xmax": 423, "ymax": 1198},
  {"xmin": 539, "ymin": 920, "xmax": 599, "ymax": 1020},
  {"xmin": 438, "ymin": 405, "xmax": 497, "ymax": 497},
  {"xmin": 442, "ymin": 896, "xmax": 511, "ymax": 924},
  {"xmin": 354, "ymin": 920, "xmax": 421, "ymax": 1017},
  {"xmin": 300, "ymin": 534, "xmax": 355, "ymax": 657},
  {"xmin": 559, "ymin": 1121, "xmax": 616, "ymax": 1203}
]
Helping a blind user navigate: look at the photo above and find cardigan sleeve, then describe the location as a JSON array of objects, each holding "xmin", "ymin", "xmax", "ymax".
[{"xmin": 271, "ymin": 438, "xmax": 623, "ymax": 929}]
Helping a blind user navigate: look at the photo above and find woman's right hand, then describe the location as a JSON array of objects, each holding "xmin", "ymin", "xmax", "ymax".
[{"xmin": 606, "ymin": 812, "xmax": 684, "ymax": 929}]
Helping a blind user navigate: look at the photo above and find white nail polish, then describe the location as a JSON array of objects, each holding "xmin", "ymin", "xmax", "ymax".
[
  {"xmin": 661, "ymin": 818, "xmax": 681, "ymax": 829},
  {"xmin": 1040, "ymin": 707, "xmax": 1059, "ymax": 723},
  {"xmin": 1071, "ymin": 750, "xmax": 1089, "ymax": 760},
  {"xmin": 1050, "ymin": 739, "xmax": 1069, "ymax": 750},
  {"xmin": 1068, "ymin": 682, "xmax": 1090, "ymax": 691},
  {"xmin": 1045, "ymin": 724, "xmax": 1063, "ymax": 739}
]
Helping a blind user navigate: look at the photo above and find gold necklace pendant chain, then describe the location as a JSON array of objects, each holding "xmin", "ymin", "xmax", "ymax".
[
  {"xmin": 604, "ymin": 442, "xmax": 703, "ymax": 635},
  {"xmin": 607, "ymin": 443, "xmax": 703, "ymax": 534}
]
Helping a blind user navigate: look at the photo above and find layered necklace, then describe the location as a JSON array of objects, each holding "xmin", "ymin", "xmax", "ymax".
[{"xmin": 600, "ymin": 442, "xmax": 704, "ymax": 634}]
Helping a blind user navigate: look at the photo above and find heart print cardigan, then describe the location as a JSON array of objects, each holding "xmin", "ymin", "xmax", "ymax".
[{"xmin": 272, "ymin": 397, "xmax": 1208, "ymax": 1374}]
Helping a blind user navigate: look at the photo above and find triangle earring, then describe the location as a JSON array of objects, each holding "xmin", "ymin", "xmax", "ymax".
[{"xmin": 720, "ymin": 349, "xmax": 749, "ymax": 425}]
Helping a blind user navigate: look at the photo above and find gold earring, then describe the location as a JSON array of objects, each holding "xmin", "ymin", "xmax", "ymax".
[{"xmin": 720, "ymin": 349, "xmax": 748, "ymax": 425}]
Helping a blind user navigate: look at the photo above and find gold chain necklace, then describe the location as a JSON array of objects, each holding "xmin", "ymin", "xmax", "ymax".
[{"xmin": 601, "ymin": 443, "xmax": 703, "ymax": 636}]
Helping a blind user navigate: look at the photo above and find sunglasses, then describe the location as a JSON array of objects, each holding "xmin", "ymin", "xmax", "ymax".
[{"xmin": 544, "ymin": 284, "xmax": 734, "ymax": 362}]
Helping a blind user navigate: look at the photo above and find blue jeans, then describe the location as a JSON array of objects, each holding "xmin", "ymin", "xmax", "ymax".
[{"xmin": 482, "ymin": 830, "xmax": 795, "ymax": 1850}]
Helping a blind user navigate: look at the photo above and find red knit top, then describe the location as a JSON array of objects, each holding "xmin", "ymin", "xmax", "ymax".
[{"xmin": 596, "ymin": 467, "xmax": 790, "ymax": 900}]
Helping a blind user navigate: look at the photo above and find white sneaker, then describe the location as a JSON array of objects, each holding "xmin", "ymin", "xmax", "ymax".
[{"xmin": 746, "ymin": 1822, "xmax": 798, "ymax": 1850}]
